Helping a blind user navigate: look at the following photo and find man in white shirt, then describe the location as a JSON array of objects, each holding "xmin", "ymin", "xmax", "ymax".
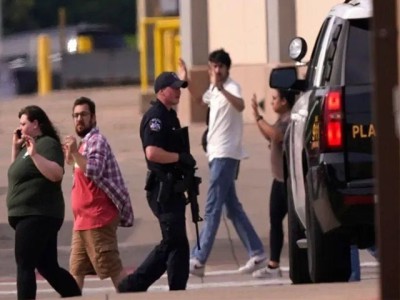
[{"xmin": 179, "ymin": 49, "xmax": 266, "ymax": 277}]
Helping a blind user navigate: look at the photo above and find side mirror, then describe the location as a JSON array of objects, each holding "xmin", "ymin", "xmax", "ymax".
[
  {"xmin": 289, "ymin": 37, "xmax": 307, "ymax": 62},
  {"xmin": 270, "ymin": 67, "xmax": 297, "ymax": 89},
  {"xmin": 269, "ymin": 66, "xmax": 306, "ymax": 92}
]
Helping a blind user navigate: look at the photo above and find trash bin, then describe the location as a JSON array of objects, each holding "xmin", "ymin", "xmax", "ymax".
[{"xmin": 0, "ymin": 62, "xmax": 17, "ymax": 99}]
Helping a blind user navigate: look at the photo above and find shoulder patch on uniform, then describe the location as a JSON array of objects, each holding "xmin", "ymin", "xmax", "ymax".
[{"xmin": 149, "ymin": 118, "xmax": 162, "ymax": 132}]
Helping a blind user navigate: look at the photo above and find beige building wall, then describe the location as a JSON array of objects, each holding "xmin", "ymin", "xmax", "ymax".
[
  {"xmin": 139, "ymin": 0, "xmax": 345, "ymax": 123},
  {"xmin": 207, "ymin": 0, "xmax": 270, "ymax": 123},
  {"xmin": 295, "ymin": 0, "xmax": 341, "ymax": 60},
  {"xmin": 208, "ymin": 0, "xmax": 268, "ymax": 64},
  {"xmin": 205, "ymin": 0, "xmax": 343, "ymax": 123},
  {"xmin": 133, "ymin": 0, "xmax": 345, "ymax": 124},
  {"xmin": 207, "ymin": 0, "xmax": 342, "ymax": 65}
]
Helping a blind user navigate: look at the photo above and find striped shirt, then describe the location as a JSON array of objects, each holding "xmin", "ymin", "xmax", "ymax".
[{"xmin": 81, "ymin": 127, "xmax": 134, "ymax": 227}]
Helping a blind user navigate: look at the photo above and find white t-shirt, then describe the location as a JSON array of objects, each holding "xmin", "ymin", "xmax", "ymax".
[{"xmin": 202, "ymin": 77, "xmax": 247, "ymax": 162}]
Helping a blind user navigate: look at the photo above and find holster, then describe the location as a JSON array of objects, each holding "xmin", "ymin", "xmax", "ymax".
[
  {"xmin": 145, "ymin": 170, "xmax": 188, "ymax": 203},
  {"xmin": 144, "ymin": 170, "xmax": 157, "ymax": 191},
  {"xmin": 156, "ymin": 172, "xmax": 174, "ymax": 203}
]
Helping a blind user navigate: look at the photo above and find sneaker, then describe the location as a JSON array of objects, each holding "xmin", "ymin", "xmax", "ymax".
[
  {"xmin": 189, "ymin": 258, "xmax": 205, "ymax": 277},
  {"xmin": 238, "ymin": 254, "xmax": 267, "ymax": 274},
  {"xmin": 252, "ymin": 266, "xmax": 282, "ymax": 279}
]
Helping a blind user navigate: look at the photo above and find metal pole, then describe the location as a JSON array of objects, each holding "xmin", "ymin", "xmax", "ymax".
[{"xmin": 58, "ymin": 7, "xmax": 66, "ymax": 53}]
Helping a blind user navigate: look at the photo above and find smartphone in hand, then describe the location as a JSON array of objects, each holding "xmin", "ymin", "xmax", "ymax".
[{"xmin": 16, "ymin": 129, "xmax": 22, "ymax": 139}]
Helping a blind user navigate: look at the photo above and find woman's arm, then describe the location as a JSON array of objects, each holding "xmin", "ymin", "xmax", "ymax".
[
  {"xmin": 11, "ymin": 129, "xmax": 24, "ymax": 162},
  {"xmin": 255, "ymin": 117, "xmax": 284, "ymax": 142},
  {"xmin": 25, "ymin": 135, "xmax": 63, "ymax": 182},
  {"xmin": 30, "ymin": 153, "xmax": 64, "ymax": 182},
  {"xmin": 11, "ymin": 145, "xmax": 21, "ymax": 162},
  {"xmin": 251, "ymin": 94, "xmax": 283, "ymax": 142}
]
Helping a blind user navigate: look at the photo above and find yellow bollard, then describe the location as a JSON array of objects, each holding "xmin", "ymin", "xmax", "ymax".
[
  {"xmin": 58, "ymin": 7, "xmax": 67, "ymax": 52},
  {"xmin": 163, "ymin": 29, "xmax": 176, "ymax": 71},
  {"xmin": 139, "ymin": 20, "xmax": 148, "ymax": 93},
  {"xmin": 139, "ymin": 17, "xmax": 180, "ymax": 93},
  {"xmin": 174, "ymin": 35, "xmax": 181, "ymax": 70},
  {"xmin": 153, "ymin": 25, "xmax": 163, "ymax": 77},
  {"xmin": 37, "ymin": 34, "xmax": 52, "ymax": 95},
  {"xmin": 77, "ymin": 35, "xmax": 93, "ymax": 53}
]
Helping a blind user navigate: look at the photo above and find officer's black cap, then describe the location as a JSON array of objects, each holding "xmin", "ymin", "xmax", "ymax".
[{"xmin": 154, "ymin": 72, "xmax": 188, "ymax": 93}]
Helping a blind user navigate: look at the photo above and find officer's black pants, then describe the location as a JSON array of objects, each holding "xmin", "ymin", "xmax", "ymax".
[
  {"xmin": 119, "ymin": 186, "xmax": 189, "ymax": 292},
  {"xmin": 9, "ymin": 216, "xmax": 82, "ymax": 300}
]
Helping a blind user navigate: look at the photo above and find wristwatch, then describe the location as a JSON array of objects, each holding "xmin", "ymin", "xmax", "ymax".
[{"xmin": 256, "ymin": 115, "xmax": 263, "ymax": 122}]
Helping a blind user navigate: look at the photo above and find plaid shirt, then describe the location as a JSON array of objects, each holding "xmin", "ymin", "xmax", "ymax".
[{"xmin": 81, "ymin": 127, "xmax": 134, "ymax": 227}]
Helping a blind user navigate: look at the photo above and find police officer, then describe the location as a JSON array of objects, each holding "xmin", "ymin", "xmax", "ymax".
[{"xmin": 118, "ymin": 72, "xmax": 196, "ymax": 292}]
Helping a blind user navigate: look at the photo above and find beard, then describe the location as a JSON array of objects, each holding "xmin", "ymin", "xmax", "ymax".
[{"xmin": 75, "ymin": 124, "xmax": 92, "ymax": 138}]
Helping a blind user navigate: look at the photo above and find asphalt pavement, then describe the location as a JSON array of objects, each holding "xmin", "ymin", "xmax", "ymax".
[{"xmin": 0, "ymin": 86, "xmax": 380, "ymax": 299}]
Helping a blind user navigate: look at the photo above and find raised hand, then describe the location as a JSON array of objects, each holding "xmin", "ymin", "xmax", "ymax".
[
  {"xmin": 251, "ymin": 93, "xmax": 260, "ymax": 119},
  {"xmin": 62, "ymin": 142, "xmax": 73, "ymax": 165},
  {"xmin": 209, "ymin": 68, "xmax": 217, "ymax": 87},
  {"xmin": 63, "ymin": 135, "xmax": 78, "ymax": 155},
  {"xmin": 12, "ymin": 129, "xmax": 24, "ymax": 148},
  {"xmin": 177, "ymin": 58, "xmax": 188, "ymax": 81},
  {"xmin": 209, "ymin": 68, "xmax": 223, "ymax": 91},
  {"xmin": 24, "ymin": 135, "xmax": 37, "ymax": 157}
]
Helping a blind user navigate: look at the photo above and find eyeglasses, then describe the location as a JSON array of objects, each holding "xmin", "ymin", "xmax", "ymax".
[{"xmin": 72, "ymin": 111, "xmax": 91, "ymax": 119}]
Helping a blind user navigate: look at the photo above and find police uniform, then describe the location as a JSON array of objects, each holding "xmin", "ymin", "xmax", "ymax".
[{"xmin": 119, "ymin": 99, "xmax": 189, "ymax": 292}]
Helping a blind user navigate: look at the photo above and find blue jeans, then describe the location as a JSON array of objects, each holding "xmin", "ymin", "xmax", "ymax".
[
  {"xmin": 191, "ymin": 158, "xmax": 265, "ymax": 264},
  {"xmin": 349, "ymin": 245, "xmax": 377, "ymax": 282}
]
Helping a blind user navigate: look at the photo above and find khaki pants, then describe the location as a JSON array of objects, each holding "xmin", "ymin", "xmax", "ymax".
[{"xmin": 69, "ymin": 217, "xmax": 122, "ymax": 279}]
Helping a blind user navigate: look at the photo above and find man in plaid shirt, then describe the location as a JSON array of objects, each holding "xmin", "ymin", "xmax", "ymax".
[{"xmin": 63, "ymin": 96, "xmax": 134, "ymax": 291}]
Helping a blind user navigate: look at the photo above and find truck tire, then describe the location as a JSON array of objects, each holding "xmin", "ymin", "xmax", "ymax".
[
  {"xmin": 287, "ymin": 178, "xmax": 311, "ymax": 284},
  {"xmin": 305, "ymin": 174, "xmax": 351, "ymax": 283}
]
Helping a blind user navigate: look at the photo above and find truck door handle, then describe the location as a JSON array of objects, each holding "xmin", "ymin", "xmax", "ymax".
[
  {"xmin": 291, "ymin": 113, "xmax": 301, "ymax": 121},
  {"xmin": 298, "ymin": 109, "xmax": 308, "ymax": 117}
]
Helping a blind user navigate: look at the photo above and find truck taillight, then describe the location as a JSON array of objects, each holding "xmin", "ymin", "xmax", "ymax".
[
  {"xmin": 344, "ymin": 195, "xmax": 374, "ymax": 205},
  {"xmin": 327, "ymin": 91, "xmax": 341, "ymax": 110},
  {"xmin": 327, "ymin": 121, "xmax": 342, "ymax": 147},
  {"xmin": 323, "ymin": 90, "xmax": 343, "ymax": 150}
]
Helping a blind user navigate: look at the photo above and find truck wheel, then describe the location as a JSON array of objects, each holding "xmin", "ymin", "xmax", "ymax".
[
  {"xmin": 287, "ymin": 179, "xmax": 311, "ymax": 284},
  {"xmin": 305, "ymin": 175, "xmax": 351, "ymax": 283}
]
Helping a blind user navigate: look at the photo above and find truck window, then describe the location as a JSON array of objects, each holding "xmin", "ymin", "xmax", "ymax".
[
  {"xmin": 322, "ymin": 23, "xmax": 342, "ymax": 83},
  {"xmin": 345, "ymin": 18, "xmax": 372, "ymax": 85},
  {"xmin": 306, "ymin": 18, "xmax": 331, "ymax": 88}
]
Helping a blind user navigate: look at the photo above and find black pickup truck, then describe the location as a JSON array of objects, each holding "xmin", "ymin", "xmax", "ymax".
[{"xmin": 269, "ymin": 0, "xmax": 375, "ymax": 283}]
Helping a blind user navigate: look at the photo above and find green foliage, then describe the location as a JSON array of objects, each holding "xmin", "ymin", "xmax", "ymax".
[
  {"xmin": 4, "ymin": 0, "xmax": 36, "ymax": 34},
  {"xmin": 65, "ymin": 0, "xmax": 136, "ymax": 33},
  {"xmin": 3, "ymin": 0, "xmax": 137, "ymax": 35}
]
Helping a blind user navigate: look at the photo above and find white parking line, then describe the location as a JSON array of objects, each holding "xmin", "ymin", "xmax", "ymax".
[
  {"xmin": 0, "ymin": 268, "xmax": 243, "ymax": 286},
  {"xmin": 0, "ymin": 261, "xmax": 379, "ymax": 288},
  {"xmin": 0, "ymin": 274, "xmax": 381, "ymax": 297},
  {"xmin": 0, "ymin": 279, "xmax": 293, "ymax": 296},
  {"xmin": 0, "ymin": 262, "xmax": 379, "ymax": 296}
]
